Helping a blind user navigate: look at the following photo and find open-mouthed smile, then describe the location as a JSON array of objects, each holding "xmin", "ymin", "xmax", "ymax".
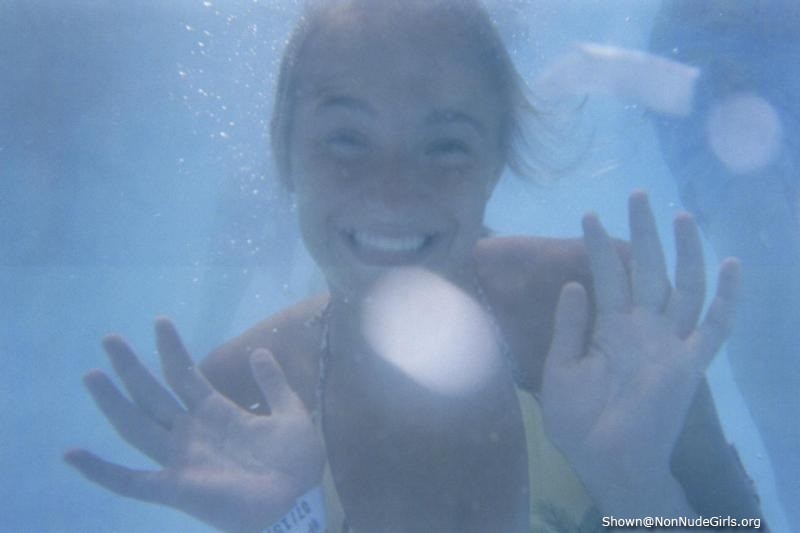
[{"xmin": 343, "ymin": 229, "xmax": 438, "ymax": 266}]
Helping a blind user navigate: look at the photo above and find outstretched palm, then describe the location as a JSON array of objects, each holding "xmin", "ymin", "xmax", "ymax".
[
  {"xmin": 66, "ymin": 318, "xmax": 324, "ymax": 533},
  {"xmin": 541, "ymin": 192, "xmax": 739, "ymax": 509}
]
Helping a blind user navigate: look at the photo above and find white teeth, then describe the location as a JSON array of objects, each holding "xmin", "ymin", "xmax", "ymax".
[{"xmin": 352, "ymin": 231, "xmax": 428, "ymax": 253}]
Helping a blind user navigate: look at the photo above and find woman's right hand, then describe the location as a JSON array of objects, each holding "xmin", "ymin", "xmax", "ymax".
[{"xmin": 65, "ymin": 318, "xmax": 325, "ymax": 533}]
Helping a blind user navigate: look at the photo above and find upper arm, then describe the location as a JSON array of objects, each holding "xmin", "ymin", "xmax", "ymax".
[{"xmin": 671, "ymin": 380, "xmax": 766, "ymax": 521}]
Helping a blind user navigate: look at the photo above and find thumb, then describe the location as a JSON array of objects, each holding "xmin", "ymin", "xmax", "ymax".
[
  {"xmin": 546, "ymin": 282, "xmax": 590, "ymax": 368},
  {"xmin": 249, "ymin": 349, "xmax": 302, "ymax": 415}
]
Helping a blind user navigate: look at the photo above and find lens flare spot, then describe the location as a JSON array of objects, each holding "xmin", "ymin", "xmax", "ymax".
[
  {"xmin": 361, "ymin": 268, "xmax": 500, "ymax": 396},
  {"xmin": 707, "ymin": 93, "xmax": 783, "ymax": 175}
]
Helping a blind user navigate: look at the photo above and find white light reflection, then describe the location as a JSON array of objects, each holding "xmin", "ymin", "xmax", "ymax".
[
  {"xmin": 361, "ymin": 268, "xmax": 501, "ymax": 397},
  {"xmin": 706, "ymin": 93, "xmax": 783, "ymax": 175}
]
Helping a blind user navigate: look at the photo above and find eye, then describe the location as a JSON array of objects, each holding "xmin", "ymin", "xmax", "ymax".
[
  {"xmin": 425, "ymin": 138, "xmax": 473, "ymax": 166},
  {"xmin": 325, "ymin": 130, "xmax": 370, "ymax": 159}
]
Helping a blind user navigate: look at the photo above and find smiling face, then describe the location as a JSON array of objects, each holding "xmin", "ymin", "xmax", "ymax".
[{"xmin": 284, "ymin": 5, "xmax": 508, "ymax": 297}]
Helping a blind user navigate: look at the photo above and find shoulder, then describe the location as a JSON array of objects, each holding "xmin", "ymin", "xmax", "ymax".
[
  {"xmin": 473, "ymin": 235, "xmax": 628, "ymax": 391},
  {"xmin": 474, "ymin": 236, "xmax": 593, "ymax": 298},
  {"xmin": 200, "ymin": 293, "xmax": 329, "ymax": 411},
  {"xmin": 474, "ymin": 233, "xmax": 631, "ymax": 312}
]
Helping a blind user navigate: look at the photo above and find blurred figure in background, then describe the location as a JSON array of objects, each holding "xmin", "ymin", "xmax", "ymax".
[{"xmin": 650, "ymin": 0, "xmax": 800, "ymax": 521}]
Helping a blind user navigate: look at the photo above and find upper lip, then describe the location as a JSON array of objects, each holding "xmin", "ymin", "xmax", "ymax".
[
  {"xmin": 347, "ymin": 227, "xmax": 431, "ymax": 238},
  {"xmin": 341, "ymin": 218, "xmax": 435, "ymax": 235}
]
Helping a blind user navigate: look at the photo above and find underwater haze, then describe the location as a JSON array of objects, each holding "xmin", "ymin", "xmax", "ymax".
[{"xmin": 1, "ymin": 1, "xmax": 795, "ymax": 531}]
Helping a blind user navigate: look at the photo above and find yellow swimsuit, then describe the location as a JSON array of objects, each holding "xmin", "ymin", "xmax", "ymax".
[{"xmin": 319, "ymin": 388, "xmax": 601, "ymax": 532}]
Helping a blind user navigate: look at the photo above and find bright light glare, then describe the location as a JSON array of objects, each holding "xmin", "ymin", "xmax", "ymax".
[
  {"xmin": 707, "ymin": 93, "xmax": 783, "ymax": 174},
  {"xmin": 361, "ymin": 268, "xmax": 501, "ymax": 397}
]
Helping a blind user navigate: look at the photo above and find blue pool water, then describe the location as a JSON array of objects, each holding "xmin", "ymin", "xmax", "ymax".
[{"xmin": 1, "ymin": 1, "xmax": 794, "ymax": 531}]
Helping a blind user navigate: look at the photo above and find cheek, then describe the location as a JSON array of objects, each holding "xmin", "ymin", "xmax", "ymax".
[
  {"xmin": 294, "ymin": 195, "xmax": 336, "ymax": 270},
  {"xmin": 445, "ymin": 167, "xmax": 497, "ymax": 214},
  {"xmin": 437, "ymin": 183, "xmax": 493, "ymax": 246},
  {"xmin": 290, "ymin": 139, "xmax": 364, "ymax": 197}
]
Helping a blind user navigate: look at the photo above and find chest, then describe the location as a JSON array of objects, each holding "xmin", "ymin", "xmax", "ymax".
[{"xmin": 320, "ymin": 355, "xmax": 530, "ymax": 531}]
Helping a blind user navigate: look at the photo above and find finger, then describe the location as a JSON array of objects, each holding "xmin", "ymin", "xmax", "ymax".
[
  {"xmin": 689, "ymin": 258, "xmax": 740, "ymax": 368},
  {"xmin": 546, "ymin": 282, "xmax": 590, "ymax": 367},
  {"xmin": 665, "ymin": 213, "xmax": 706, "ymax": 338},
  {"xmin": 629, "ymin": 191, "xmax": 670, "ymax": 311},
  {"xmin": 155, "ymin": 317, "xmax": 214, "ymax": 410},
  {"xmin": 64, "ymin": 448, "xmax": 167, "ymax": 504},
  {"xmin": 583, "ymin": 213, "xmax": 631, "ymax": 314},
  {"xmin": 250, "ymin": 349, "xmax": 303, "ymax": 415},
  {"xmin": 83, "ymin": 370, "xmax": 171, "ymax": 465},
  {"xmin": 103, "ymin": 335, "xmax": 184, "ymax": 428}
]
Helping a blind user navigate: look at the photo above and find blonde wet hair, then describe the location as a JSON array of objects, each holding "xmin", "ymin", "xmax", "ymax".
[{"xmin": 269, "ymin": 0, "xmax": 541, "ymax": 185}]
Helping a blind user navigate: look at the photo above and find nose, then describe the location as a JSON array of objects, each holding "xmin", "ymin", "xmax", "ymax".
[{"xmin": 363, "ymin": 151, "xmax": 428, "ymax": 213}]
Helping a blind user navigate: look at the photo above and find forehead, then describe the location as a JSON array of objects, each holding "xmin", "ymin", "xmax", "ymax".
[{"xmin": 294, "ymin": 7, "xmax": 504, "ymax": 112}]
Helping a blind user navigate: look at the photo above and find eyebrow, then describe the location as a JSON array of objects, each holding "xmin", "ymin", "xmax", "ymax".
[
  {"xmin": 315, "ymin": 95, "xmax": 377, "ymax": 117},
  {"xmin": 425, "ymin": 109, "xmax": 486, "ymax": 136},
  {"xmin": 312, "ymin": 93, "xmax": 486, "ymax": 135}
]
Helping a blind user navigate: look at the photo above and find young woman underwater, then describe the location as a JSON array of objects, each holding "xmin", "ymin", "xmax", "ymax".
[{"xmin": 66, "ymin": 1, "xmax": 767, "ymax": 531}]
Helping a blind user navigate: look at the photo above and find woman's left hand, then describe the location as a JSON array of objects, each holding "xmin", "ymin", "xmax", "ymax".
[{"xmin": 540, "ymin": 191, "xmax": 740, "ymax": 516}]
